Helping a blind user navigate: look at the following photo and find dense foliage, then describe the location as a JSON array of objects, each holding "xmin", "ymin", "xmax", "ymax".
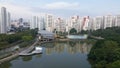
[
  {"xmin": 88, "ymin": 27, "xmax": 120, "ymax": 68},
  {"xmin": 91, "ymin": 27, "xmax": 120, "ymax": 44},
  {"xmin": 0, "ymin": 29, "xmax": 38, "ymax": 49},
  {"xmin": 69, "ymin": 28, "xmax": 77, "ymax": 34}
]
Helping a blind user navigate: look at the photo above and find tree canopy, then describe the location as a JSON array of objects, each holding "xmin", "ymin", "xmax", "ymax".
[
  {"xmin": 0, "ymin": 29, "xmax": 38, "ymax": 50},
  {"xmin": 88, "ymin": 27, "xmax": 120, "ymax": 68},
  {"xmin": 69, "ymin": 28, "xmax": 77, "ymax": 34}
]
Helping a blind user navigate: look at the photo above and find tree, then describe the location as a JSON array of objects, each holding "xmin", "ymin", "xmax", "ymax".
[
  {"xmin": 22, "ymin": 36, "xmax": 33, "ymax": 42},
  {"xmin": 88, "ymin": 40, "xmax": 119, "ymax": 67},
  {"xmin": 88, "ymin": 27, "xmax": 120, "ymax": 68},
  {"xmin": 107, "ymin": 60, "xmax": 120, "ymax": 68},
  {"xmin": 69, "ymin": 28, "xmax": 77, "ymax": 34}
]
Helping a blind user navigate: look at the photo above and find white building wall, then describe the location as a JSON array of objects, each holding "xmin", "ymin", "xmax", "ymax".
[
  {"xmin": 104, "ymin": 15, "xmax": 113, "ymax": 29},
  {"xmin": 88, "ymin": 18, "xmax": 94, "ymax": 30},
  {"xmin": 0, "ymin": 7, "xmax": 7, "ymax": 34},
  {"xmin": 115, "ymin": 15, "xmax": 120, "ymax": 27},
  {"xmin": 93, "ymin": 16, "xmax": 103, "ymax": 30},
  {"xmin": 30, "ymin": 16, "xmax": 39, "ymax": 29},
  {"xmin": 0, "ymin": 13, "xmax": 1, "ymax": 33},
  {"xmin": 45, "ymin": 14, "xmax": 54, "ymax": 32},
  {"xmin": 6, "ymin": 12, "xmax": 11, "ymax": 31},
  {"xmin": 83, "ymin": 16, "xmax": 89, "ymax": 31}
]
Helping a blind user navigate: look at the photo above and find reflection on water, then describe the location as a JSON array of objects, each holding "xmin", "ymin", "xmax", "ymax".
[
  {"xmin": 0, "ymin": 41, "xmax": 93, "ymax": 68},
  {"xmin": 21, "ymin": 56, "xmax": 32, "ymax": 62},
  {"xmin": 42, "ymin": 41, "xmax": 92, "ymax": 55},
  {"xmin": 0, "ymin": 45, "xmax": 19, "ymax": 55},
  {"xmin": 0, "ymin": 62, "xmax": 12, "ymax": 68}
]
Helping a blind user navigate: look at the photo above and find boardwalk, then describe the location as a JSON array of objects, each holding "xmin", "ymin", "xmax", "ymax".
[
  {"xmin": 19, "ymin": 39, "xmax": 39, "ymax": 56},
  {"xmin": 19, "ymin": 49, "xmax": 42, "ymax": 56},
  {"xmin": 0, "ymin": 39, "xmax": 39, "ymax": 64}
]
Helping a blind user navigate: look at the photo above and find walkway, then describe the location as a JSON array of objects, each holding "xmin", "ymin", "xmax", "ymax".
[{"xmin": 0, "ymin": 38, "xmax": 39, "ymax": 64}]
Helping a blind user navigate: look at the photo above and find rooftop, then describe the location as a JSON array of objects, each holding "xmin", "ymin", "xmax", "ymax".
[{"xmin": 38, "ymin": 30, "xmax": 54, "ymax": 35}]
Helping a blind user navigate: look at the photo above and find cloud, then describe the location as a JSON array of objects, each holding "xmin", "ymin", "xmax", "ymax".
[
  {"xmin": 0, "ymin": 2, "xmax": 36, "ymax": 19},
  {"xmin": 0, "ymin": 1, "xmax": 81, "ymax": 19},
  {"xmin": 42, "ymin": 2, "xmax": 80, "ymax": 10}
]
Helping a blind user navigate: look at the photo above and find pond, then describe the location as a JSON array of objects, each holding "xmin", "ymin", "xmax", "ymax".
[{"xmin": 0, "ymin": 41, "xmax": 93, "ymax": 68}]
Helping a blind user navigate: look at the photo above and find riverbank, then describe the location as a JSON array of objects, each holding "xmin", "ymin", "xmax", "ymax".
[
  {"xmin": 55, "ymin": 38, "xmax": 89, "ymax": 41},
  {"xmin": 0, "ymin": 39, "xmax": 39, "ymax": 64}
]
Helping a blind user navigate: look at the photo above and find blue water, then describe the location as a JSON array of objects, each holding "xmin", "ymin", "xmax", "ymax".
[{"xmin": 0, "ymin": 41, "xmax": 92, "ymax": 68}]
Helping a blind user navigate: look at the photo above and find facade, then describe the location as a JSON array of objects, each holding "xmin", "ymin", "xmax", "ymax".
[
  {"xmin": 54, "ymin": 18, "xmax": 66, "ymax": 32},
  {"xmin": 104, "ymin": 15, "xmax": 113, "ymax": 29},
  {"xmin": 65, "ymin": 18, "xmax": 70, "ymax": 32},
  {"xmin": 78, "ymin": 17, "xmax": 84, "ymax": 32},
  {"xmin": 82, "ymin": 16, "xmax": 89, "ymax": 31},
  {"xmin": 115, "ymin": 15, "xmax": 120, "ymax": 27},
  {"xmin": 66, "ymin": 18, "xmax": 73, "ymax": 33},
  {"xmin": 6, "ymin": 12, "xmax": 11, "ymax": 31},
  {"xmin": 30, "ymin": 16, "xmax": 39, "ymax": 29},
  {"xmin": 88, "ymin": 17, "xmax": 94, "ymax": 31},
  {"xmin": 38, "ymin": 17, "xmax": 45, "ymax": 30},
  {"xmin": 45, "ymin": 14, "xmax": 54, "ymax": 32},
  {"xmin": 0, "ymin": 13, "xmax": 1, "ymax": 33},
  {"xmin": 70, "ymin": 16, "xmax": 79, "ymax": 32},
  {"xmin": 93, "ymin": 16, "xmax": 103, "ymax": 30},
  {"xmin": 112, "ymin": 16, "xmax": 116, "ymax": 27},
  {"xmin": 27, "ymin": 14, "xmax": 120, "ymax": 33},
  {"xmin": 0, "ymin": 7, "xmax": 7, "ymax": 34}
]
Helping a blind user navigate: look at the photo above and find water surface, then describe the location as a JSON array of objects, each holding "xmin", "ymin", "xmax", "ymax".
[{"xmin": 0, "ymin": 41, "xmax": 92, "ymax": 68}]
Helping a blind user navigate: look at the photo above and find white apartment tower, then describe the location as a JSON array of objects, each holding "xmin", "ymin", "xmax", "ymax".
[
  {"xmin": 104, "ymin": 15, "xmax": 113, "ymax": 29},
  {"xmin": 88, "ymin": 18, "xmax": 94, "ymax": 30},
  {"xmin": 82, "ymin": 16, "xmax": 89, "ymax": 31},
  {"xmin": 0, "ymin": 13, "xmax": 1, "ymax": 33},
  {"xmin": 93, "ymin": 16, "xmax": 103, "ymax": 30},
  {"xmin": 30, "ymin": 16, "xmax": 39, "ymax": 29},
  {"xmin": 6, "ymin": 12, "xmax": 11, "ymax": 31},
  {"xmin": 0, "ymin": 7, "xmax": 7, "ymax": 34},
  {"xmin": 56, "ymin": 18, "xmax": 66, "ymax": 32},
  {"xmin": 115, "ymin": 15, "xmax": 120, "ymax": 27},
  {"xmin": 39, "ymin": 17, "xmax": 45, "ymax": 30},
  {"xmin": 70, "ymin": 16, "xmax": 82, "ymax": 32},
  {"xmin": 45, "ymin": 14, "xmax": 54, "ymax": 32}
]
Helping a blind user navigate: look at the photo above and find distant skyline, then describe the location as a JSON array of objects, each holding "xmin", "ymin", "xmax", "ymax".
[{"xmin": 0, "ymin": 0, "xmax": 120, "ymax": 19}]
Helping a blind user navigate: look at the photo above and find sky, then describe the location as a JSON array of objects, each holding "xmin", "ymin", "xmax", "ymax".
[{"xmin": 0, "ymin": 0, "xmax": 120, "ymax": 19}]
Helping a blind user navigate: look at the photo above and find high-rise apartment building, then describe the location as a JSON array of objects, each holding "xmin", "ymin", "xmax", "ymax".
[
  {"xmin": 82, "ymin": 16, "xmax": 89, "ymax": 31},
  {"xmin": 104, "ymin": 15, "xmax": 113, "ymax": 29},
  {"xmin": 55, "ymin": 18, "xmax": 66, "ymax": 32},
  {"xmin": 0, "ymin": 7, "xmax": 7, "ymax": 33},
  {"xmin": 45, "ymin": 14, "xmax": 54, "ymax": 32},
  {"xmin": 88, "ymin": 18, "xmax": 94, "ymax": 30},
  {"xmin": 69, "ymin": 16, "xmax": 81, "ymax": 32},
  {"xmin": 0, "ymin": 13, "xmax": 1, "ymax": 33},
  {"xmin": 30, "ymin": 16, "xmax": 39, "ymax": 29},
  {"xmin": 6, "ymin": 12, "xmax": 11, "ymax": 31},
  {"xmin": 93, "ymin": 16, "xmax": 103, "ymax": 30},
  {"xmin": 112, "ymin": 16, "xmax": 116, "ymax": 27},
  {"xmin": 115, "ymin": 15, "xmax": 120, "ymax": 27},
  {"xmin": 38, "ymin": 17, "xmax": 45, "ymax": 30}
]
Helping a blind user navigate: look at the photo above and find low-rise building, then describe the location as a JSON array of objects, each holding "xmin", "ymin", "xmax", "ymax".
[{"xmin": 38, "ymin": 30, "xmax": 55, "ymax": 41}]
